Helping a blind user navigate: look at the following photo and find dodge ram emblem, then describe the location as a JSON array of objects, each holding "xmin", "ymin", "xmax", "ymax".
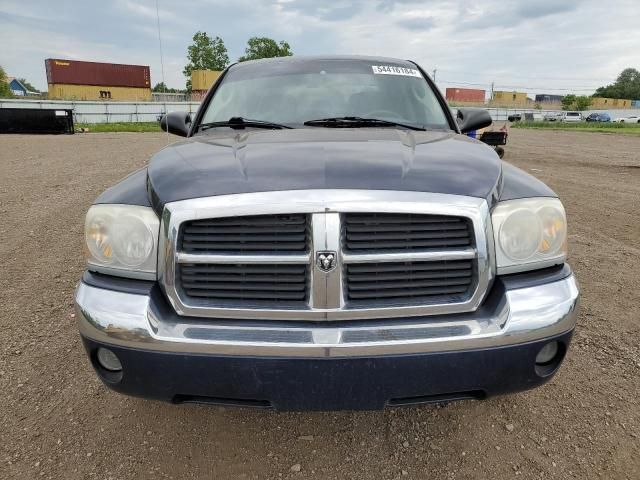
[{"xmin": 316, "ymin": 251, "xmax": 337, "ymax": 272}]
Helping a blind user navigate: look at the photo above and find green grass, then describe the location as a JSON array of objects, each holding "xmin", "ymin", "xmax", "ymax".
[
  {"xmin": 75, "ymin": 122, "xmax": 162, "ymax": 133},
  {"xmin": 511, "ymin": 121, "xmax": 640, "ymax": 135}
]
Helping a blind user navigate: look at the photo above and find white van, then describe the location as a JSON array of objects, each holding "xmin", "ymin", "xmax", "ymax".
[{"xmin": 561, "ymin": 112, "xmax": 583, "ymax": 122}]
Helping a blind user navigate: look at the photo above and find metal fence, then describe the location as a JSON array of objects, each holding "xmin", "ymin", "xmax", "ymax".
[
  {"xmin": 1, "ymin": 99, "xmax": 639, "ymax": 124},
  {"xmin": 0, "ymin": 99, "xmax": 200, "ymax": 124}
]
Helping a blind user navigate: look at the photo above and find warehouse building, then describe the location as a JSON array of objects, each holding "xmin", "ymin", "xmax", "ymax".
[
  {"xmin": 190, "ymin": 70, "xmax": 222, "ymax": 99},
  {"xmin": 445, "ymin": 88, "xmax": 486, "ymax": 104},
  {"xmin": 45, "ymin": 59, "xmax": 151, "ymax": 101},
  {"xmin": 535, "ymin": 94, "xmax": 564, "ymax": 103}
]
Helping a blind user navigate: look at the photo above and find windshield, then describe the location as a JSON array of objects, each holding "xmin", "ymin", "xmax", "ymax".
[{"xmin": 199, "ymin": 59, "xmax": 451, "ymax": 130}]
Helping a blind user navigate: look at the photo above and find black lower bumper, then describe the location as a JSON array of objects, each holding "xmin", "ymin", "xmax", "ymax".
[{"xmin": 82, "ymin": 330, "xmax": 573, "ymax": 411}]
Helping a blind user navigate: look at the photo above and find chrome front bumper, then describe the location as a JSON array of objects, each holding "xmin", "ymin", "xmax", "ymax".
[{"xmin": 75, "ymin": 274, "xmax": 579, "ymax": 358}]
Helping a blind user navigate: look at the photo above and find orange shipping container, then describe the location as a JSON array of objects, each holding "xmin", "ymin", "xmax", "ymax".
[{"xmin": 445, "ymin": 88, "xmax": 485, "ymax": 103}]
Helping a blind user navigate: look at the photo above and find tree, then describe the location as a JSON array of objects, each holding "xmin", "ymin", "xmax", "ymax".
[
  {"xmin": 0, "ymin": 65, "xmax": 14, "ymax": 98},
  {"xmin": 574, "ymin": 96, "xmax": 592, "ymax": 111},
  {"xmin": 594, "ymin": 67, "xmax": 640, "ymax": 99},
  {"xmin": 561, "ymin": 94, "xmax": 592, "ymax": 111},
  {"xmin": 183, "ymin": 32, "xmax": 229, "ymax": 91},
  {"xmin": 153, "ymin": 82, "xmax": 178, "ymax": 93},
  {"xmin": 561, "ymin": 94, "xmax": 576, "ymax": 111},
  {"xmin": 18, "ymin": 78, "xmax": 39, "ymax": 93},
  {"xmin": 238, "ymin": 37, "xmax": 293, "ymax": 62}
]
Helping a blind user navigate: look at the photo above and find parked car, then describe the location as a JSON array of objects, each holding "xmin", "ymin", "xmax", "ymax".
[
  {"xmin": 75, "ymin": 55, "xmax": 579, "ymax": 411},
  {"xmin": 508, "ymin": 112, "xmax": 543, "ymax": 122},
  {"xmin": 612, "ymin": 115, "xmax": 640, "ymax": 123},
  {"xmin": 543, "ymin": 112, "xmax": 563, "ymax": 121},
  {"xmin": 561, "ymin": 111, "xmax": 583, "ymax": 122},
  {"xmin": 585, "ymin": 112, "xmax": 611, "ymax": 122}
]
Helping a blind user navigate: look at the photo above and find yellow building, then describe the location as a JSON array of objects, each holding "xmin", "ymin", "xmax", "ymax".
[
  {"xmin": 492, "ymin": 91, "xmax": 529, "ymax": 106},
  {"xmin": 48, "ymin": 84, "xmax": 152, "ymax": 101},
  {"xmin": 591, "ymin": 97, "xmax": 632, "ymax": 109},
  {"xmin": 612, "ymin": 98, "xmax": 632, "ymax": 108}
]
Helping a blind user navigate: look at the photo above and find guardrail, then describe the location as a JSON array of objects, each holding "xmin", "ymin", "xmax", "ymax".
[{"xmin": 1, "ymin": 99, "xmax": 639, "ymax": 124}]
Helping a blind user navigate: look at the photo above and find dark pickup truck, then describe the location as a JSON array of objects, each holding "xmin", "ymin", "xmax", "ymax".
[{"xmin": 75, "ymin": 56, "xmax": 579, "ymax": 411}]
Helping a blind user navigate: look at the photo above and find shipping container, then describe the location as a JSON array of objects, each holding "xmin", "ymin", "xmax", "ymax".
[
  {"xmin": 191, "ymin": 70, "xmax": 222, "ymax": 91},
  {"xmin": 632, "ymin": 100, "xmax": 640, "ymax": 108},
  {"xmin": 45, "ymin": 59, "xmax": 150, "ymax": 88},
  {"xmin": 445, "ymin": 88, "xmax": 485, "ymax": 103},
  {"xmin": 47, "ymin": 84, "xmax": 152, "ymax": 101}
]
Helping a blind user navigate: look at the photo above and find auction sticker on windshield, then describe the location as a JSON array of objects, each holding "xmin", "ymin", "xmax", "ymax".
[{"xmin": 371, "ymin": 65, "xmax": 421, "ymax": 77}]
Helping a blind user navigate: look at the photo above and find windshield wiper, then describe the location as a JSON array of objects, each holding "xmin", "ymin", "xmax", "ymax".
[
  {"xmin": 199, "ymin": 117, "xmax": 293, "ymax": 131},
  {"xmin": 303, "ymin": 116, "xmax": 425, "ymax": 131}
]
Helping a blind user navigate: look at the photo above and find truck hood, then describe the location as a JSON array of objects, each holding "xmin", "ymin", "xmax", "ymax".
[{"xmin": 147, "ymin": 128, "xmax": 502, "ymax": 209}]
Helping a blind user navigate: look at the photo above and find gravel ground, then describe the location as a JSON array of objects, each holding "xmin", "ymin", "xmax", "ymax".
[{"xmin": 0, "ymin": 129, "xmax": 638, "ymax": 480}]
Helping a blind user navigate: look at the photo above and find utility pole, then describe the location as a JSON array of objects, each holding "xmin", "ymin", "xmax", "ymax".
[
  {"xmin": 432, "ymin": 69, "xmax": 437, "ymax": 82},
  {"xmin": 490, "ymin": 81, "xmax": 495, "ymax": 100}
]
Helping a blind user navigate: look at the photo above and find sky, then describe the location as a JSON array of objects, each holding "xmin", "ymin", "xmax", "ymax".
[{"xmin": 1, "ymin": 0, "xmax": 639, "ymax": 96}]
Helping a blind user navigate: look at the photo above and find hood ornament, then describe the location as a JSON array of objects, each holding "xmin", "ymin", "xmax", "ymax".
[{"xmin": 316, "ymin": 251, "xmax": 337, "ymax": 272}]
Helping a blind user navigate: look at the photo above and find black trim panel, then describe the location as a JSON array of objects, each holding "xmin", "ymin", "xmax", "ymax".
[
  {"xmin": 498, "ymin": 264, "xmax": 572, "ymax": 291},
  {"xmin": 81, "ymin": 330, "xmax": 573, "ymax": 411},
  {"xmin": 82, "ymin": 271, "xmax": 155, "ymax": 296}
]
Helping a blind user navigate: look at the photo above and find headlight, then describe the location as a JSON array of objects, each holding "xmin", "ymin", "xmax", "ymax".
[
  {"xmin": 492, "ymin": 198, "xmax": 567, "ymax": 274},
  {"xmin": 85, "ymin": 204, "xmax": 159, "ymax": 280}
]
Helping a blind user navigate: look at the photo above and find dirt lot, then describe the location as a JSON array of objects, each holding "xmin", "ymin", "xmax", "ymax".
[{"xmin": 1, "ymin": 129, "xmax": 639, "ymax": 480}]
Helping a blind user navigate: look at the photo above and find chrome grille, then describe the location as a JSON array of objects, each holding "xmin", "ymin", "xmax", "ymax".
[
  {"xmin": 345, "ymin": 259, "xmax": 474, "ymax": 302},
  {"xmin": 343, "ymin": 213, "xmax": 472, "ymax": 252},
  {"xmin": 159, "ymin": 190, "xmax": 492, "ymax": 321}
]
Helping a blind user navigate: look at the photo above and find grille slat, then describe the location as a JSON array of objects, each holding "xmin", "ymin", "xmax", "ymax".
[
  {"xmin": 343, "ymin": 213, "xmax": 472, "ymax": 252},
  {"xmin": 347, "ymin": 270, "xmax": 472, "ymax": 282},
  {"xmin": 183, "ymin": 290, "xmax": 306, "ymax": 300},
  {"xmin": 179, "ymin": 262, "xmax": 309, "ymax": 303},
  {"xmin": 348, "ymin": 286, "xmax": 470, "ymax": 300},
  {"xmin": 180, "ymin": 214, "xmax": 309, "ymax": 254},
  {"xmin": 346, "ymin": 230, "xmax": 470, "ymax": 241},
  {"xmin": 345, "ymin": 259, "xmax": 475, "ymax": 303}
]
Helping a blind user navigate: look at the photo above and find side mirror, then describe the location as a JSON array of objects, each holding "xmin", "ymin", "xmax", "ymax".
[
  {"xmin": 160, "ymin": 111, "xmax": 192, "ymax": 137},
  {"xmin": 456, "ymin": 108, "xmax": 493, "ymax": 134}
]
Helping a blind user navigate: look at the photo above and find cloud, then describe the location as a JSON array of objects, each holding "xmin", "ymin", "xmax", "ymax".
[
  {"xmin": 1, "ymin": 0, "xmax": 637, "ymax": 95},
  {"xmin": 515, "ymin": 0, "xmax": 580, "ymax": 19},
  {"xmin": 396, "ymin": 16, "xmax": 435, "ymax": 32}
]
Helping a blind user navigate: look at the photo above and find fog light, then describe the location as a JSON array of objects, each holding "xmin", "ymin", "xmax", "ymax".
[
  {"xmin": 535, "ymin": 341, "xmax": 559, "ymax": 365},
  {"xmin": 96, "ymin": 347, "xmax": 122, "ymax": 372}
]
